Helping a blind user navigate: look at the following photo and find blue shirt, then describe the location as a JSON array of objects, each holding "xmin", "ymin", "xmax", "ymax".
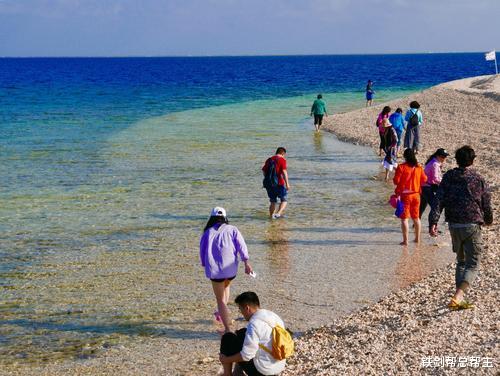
[
  {"xmin": 404, "ymin": 108, "xmax": 423, "ymax": 125},
  {"xmin": 389, "ymin": 112, "xmax": 405, "ymax": 133}
]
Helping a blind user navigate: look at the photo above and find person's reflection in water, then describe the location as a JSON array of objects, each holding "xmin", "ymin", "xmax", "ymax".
[
  {"xmin": 265, "ymin": 220, "xmax": 290, "ymax": 283},
  {"xmin": 313, "ymin": 131, "xmax": 325, "ymax": 154},
  {"xmin": 393, "ymin": 244, "xmax": 440, "ymax": 290}
]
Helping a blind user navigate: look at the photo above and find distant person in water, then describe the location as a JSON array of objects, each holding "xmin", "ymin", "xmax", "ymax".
[
  {"xmin": 429, "ymin": 146, "xmax": 493, "ymax": 310},
  {"xmin": 381, "ymin": 118, "xmax": 398, "ymax": 181},
  {"xmin": 389, "ymin": 108, "xmax": 405, "ymax": 155},
  {"xmin": 200, "ymin": 207, "xmax": 253, "ymax": 333},
  {"xmin": 366, "ymin": 80, "xmax": 374, "ymax": 106},
  {"xmin": 393, "ymin": 149, "xmax": 427, "ymax": 245},
  {"xmin": 376, "ymin": 106, "xmax": 391, "ymax": 156},
  {"xmin": 404, "ymin": 101, "xmax": 423, "ymax": 154},
  {"xmin": 310, "ymin": 94, "xmax": 328, "ymax": 132},
  {"xmin": 419, "ymin": 148, "xmax": 449, "ymax": 220},
  {"xmin": 262, "ymin": 147, "xmax": 290, "ymax": 219}
]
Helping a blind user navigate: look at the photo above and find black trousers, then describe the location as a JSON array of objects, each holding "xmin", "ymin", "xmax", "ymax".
[
  {"xmin": 220, "ymin": 328, "xmax": 265, "ymax": 376},
  {"xmin": 419, "ymin": 184, "xmax": 438, "ymax": 219}
]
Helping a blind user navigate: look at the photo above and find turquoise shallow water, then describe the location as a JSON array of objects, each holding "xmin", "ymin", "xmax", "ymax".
[{"xmin": 0, "ymin": 90, "xmax": 454, "ymax": 365}]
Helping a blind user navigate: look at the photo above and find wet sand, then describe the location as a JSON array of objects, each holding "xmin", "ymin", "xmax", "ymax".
[{"xmin": 284, "ymin": 75, "xmax": 500, "ymax": 375}]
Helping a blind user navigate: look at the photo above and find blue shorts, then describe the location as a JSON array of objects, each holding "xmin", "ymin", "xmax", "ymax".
[
  {"xmin": 366, "ymin": 92, "xmax": 374, "ymax": 100},
  {"xmin": 266, "ymin": 185, "xmax": 287, "ymax": 203}
]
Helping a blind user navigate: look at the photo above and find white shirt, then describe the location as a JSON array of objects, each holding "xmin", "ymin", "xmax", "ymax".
[{"xmin": 240, "ymin": 309, "xmax": 286, "ymax": 375}]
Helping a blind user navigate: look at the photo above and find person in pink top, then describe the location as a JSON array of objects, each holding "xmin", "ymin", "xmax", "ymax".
[
  {"xmin": 419, "ymin": 148, "xmax": 449, "ymax": 219},
  {"xmin": 376, "ymin": 106, "xmax": 391, "ymax": 156}
]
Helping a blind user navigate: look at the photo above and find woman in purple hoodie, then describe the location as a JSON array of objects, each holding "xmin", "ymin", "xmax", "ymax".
[{"xmin": 200, "ymin": 207, "xmax": 253, "ymax": 333}]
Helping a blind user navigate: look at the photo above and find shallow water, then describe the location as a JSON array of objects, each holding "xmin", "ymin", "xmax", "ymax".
[{"xmin": 0, "ymin": 93, "xmax": 454, "ymax": 365}]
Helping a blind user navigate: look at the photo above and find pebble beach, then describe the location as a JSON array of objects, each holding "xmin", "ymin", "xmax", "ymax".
[{"xmin": 284, "ymin": 75, "xmax": 499, "ymax": 375}]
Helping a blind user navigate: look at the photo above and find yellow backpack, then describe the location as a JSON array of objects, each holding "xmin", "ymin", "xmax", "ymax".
[{"xmin": 258, "ymin": 321, "xmax": 294, "ymax": 360}]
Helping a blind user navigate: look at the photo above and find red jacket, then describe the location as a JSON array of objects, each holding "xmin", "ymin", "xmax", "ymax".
[{"xmin": 393, "ymin": 163, "xmax": 427, "ymax": 195}]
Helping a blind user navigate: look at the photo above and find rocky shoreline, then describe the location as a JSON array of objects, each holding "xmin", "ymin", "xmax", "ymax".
[{"xmin": 283, "ymin": 75, "xmax": 499, "ymax": 375}]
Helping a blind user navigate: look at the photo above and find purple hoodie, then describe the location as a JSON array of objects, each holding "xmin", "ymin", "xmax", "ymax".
[{"xmin": 200, "ymin": 223, "xmax": 249, "ymax": 279}]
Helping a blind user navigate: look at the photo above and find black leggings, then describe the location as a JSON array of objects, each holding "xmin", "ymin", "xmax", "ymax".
[
  {"xmin": 420, "ymin": 185, "xmax": 438, "ymax": 219},
  {"xmin": 220, "ymin": 329, "xmax": 265, "ymax": 376}
]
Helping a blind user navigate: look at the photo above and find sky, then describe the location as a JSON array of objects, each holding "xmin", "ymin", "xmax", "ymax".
[{"xmin": 1, "ymin": 0, "xmax": 499, "ymax": 57}]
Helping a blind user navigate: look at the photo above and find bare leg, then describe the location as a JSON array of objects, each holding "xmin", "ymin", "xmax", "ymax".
[
  {"xmin": 223, "ymin": 280, "xmax": 231, "ymax": 305},
  {"xmin": 384, "ymin": 169, "xmax": 389, "ymax": 181},
  {"xmin": 314, "ymin": 123, "xmax": 319, "ymax": 132},
  {"xmin": 268, "ymin": 202, "xmax": 276, "ymax": 218},
  {"xmin": 413, "ymin": 218, "xmax": 421, "ymax": 243},
  {"xmin": 212, "ymin": 281, "xmax": 231, "ymax": 332},
  {"xmin": 276, "ymin": 201, "xmax": 287, "ymax": 216},
  {"xmin": 221, "ymin": 363, "xmax": 232, "ymax": 376},
  {"xmin": 400, "ymin": 219, "xmax": 409, "ymax": 245},
  {"xmin": 453, "ymin": 281, "xmax": 468, "ymax": 302}
]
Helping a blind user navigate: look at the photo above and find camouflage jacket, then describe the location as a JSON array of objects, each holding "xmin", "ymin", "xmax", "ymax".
[{"xmin": 429, "ymin": 167, "xmax": 493, "ymax": 226}]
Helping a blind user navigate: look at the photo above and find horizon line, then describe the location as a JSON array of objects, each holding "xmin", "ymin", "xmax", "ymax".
[{"xmin": 0, "ymin": 51, "xmax": 494, "ymax": 59}]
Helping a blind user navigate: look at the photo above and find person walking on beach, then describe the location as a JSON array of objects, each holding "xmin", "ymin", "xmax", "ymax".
[
  {"xmin": 200, "ymin": 207, "xmax": 253, "ymax": 333},
  {"xmin": 381, "ymin": 118, "xmax": 398, "ymax": 181},
  {"xmin": 393, "ymin": 149, "xmax": 427, "ymax": 245},
  {"xmin": 376, "ymin": 106, "xmax": 391, "ymax": 156},
  {"xmin": 429, "ymin": 146, "xmax": 493, "ymax": 310},
  {"xmin": 219, "ymin": 291, "xmax": 289, "ymax": 376},
  {"xmin": 366, "ymin": 80, "xmax": 374, "ymax": 107},
  {"xmin": 389, "ymin": 108, "xmax": 405, "ymax": 155},
  {"xmin": 310, "ymin": 94, "xmax": 328, "ymax": 132},
  {"xmin": 419, "ymin": 148, "xmax": 449, "ymax": 219},
  {"xmin": 262, "ymin": 147, "xmax": 290, "ymax": 219},
  {"xmin": 404, "ymin": 101, "xmax": 423, "ymax": 154}
]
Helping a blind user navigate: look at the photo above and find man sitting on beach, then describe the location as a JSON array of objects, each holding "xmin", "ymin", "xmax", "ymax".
[
  {"xmin": 429, "ymin": 145, "xmax": 493, "ymax": 310},
  {"xmin": 262, "ymin": 147, "xmax": 290, "ymax": 219},
  {"xmin": 219, "ymin": 292, "xmax": 287, "ymax": 376}
]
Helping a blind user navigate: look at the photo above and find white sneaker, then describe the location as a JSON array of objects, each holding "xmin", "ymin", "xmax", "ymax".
[{"xmin": 272, "ymin": 213, "xmax": 281, "ymax": 219}]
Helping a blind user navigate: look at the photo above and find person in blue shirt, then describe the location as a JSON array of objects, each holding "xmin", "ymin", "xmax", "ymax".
[
  {"xmin": 404, "ymin": 101, "xmax": 424, "ymax": 154},
  {"xmin": 389, "ymin": 108, "xmax": 405, "ymax": 155}
]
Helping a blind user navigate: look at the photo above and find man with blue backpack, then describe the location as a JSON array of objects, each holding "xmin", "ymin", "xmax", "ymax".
[{"xmin": 262, "ymin": 147, "xmax": 290, "ymax": 219}]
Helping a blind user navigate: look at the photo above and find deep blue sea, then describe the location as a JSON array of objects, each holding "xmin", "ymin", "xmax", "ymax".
[{"xmin": 0, "ymin": 53, "xmax": 496, "ymax": 366}]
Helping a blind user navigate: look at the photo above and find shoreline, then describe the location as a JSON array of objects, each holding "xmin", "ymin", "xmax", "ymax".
[
  {"xmin": 284, "ymin": 75, "xmax": 499, "ymax": 375},
  {"xmin": 3, "ymin": 75, "xmax": 498, "ymax": 376}
]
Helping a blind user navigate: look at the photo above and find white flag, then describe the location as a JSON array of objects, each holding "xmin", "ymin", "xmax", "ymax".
[{"xmin": 485, "ymin": 50, "xmax": 496, "ymax": 61}]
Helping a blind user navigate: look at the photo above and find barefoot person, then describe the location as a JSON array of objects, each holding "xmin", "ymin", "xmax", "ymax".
[
  {"xmin": 376, "ymin": 106, "xmax": 391, "ymax": 156},
  {"xmin": 419, "ymin": 148, "xmax": 449, "ymax": 219},
  {"xmin": 365, "ymin": 80, "xmax": 374, "ymax": 107},
  {"xmin": 429, "ymin": 146, "xmax": 493, "ymax": 310},
  {"xmin": 262, "ymin": 147, "xmax": 290, "ymax": 219},
  {"xmin": 393, "ymin": 149, "xmax": 427, "ymax": 245},
  {"xmin": 200, "ymin": 207, "xmax": 253, "ymax": 333},
  {"xmin": 310, "ymin": 94, "xmax": 328, "ymax": 132},
  {"xmin": 219, "ymin": 292, "xmax": 288, "ymax": 376},
  {"xmin": 389, "ymin": 108, "xmax": 405, "ymax": 155},
  {"xmin": 381, "ymin": 118, "xmax": 398, "ymax": 181}
]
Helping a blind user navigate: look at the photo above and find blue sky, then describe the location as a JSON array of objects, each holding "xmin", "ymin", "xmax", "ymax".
[{"xmin": 1, "ymin": 0, "xmax": 499, "ymax": 56}]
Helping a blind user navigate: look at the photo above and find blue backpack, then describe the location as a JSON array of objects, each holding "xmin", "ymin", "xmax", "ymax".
[{"xmin": 263, "ymin": 158, "xmax": 279, "ymax": 189}]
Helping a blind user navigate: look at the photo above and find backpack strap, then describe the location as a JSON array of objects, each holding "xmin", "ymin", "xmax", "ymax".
[{"xmin": 255, "ymin": 317, "xmax": 275, "ymax": 355}]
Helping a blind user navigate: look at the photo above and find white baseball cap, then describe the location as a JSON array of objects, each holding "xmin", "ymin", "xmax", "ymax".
[{"xmin": 210, "ymin": 207, "xmax": 227, "ymax": 217}]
